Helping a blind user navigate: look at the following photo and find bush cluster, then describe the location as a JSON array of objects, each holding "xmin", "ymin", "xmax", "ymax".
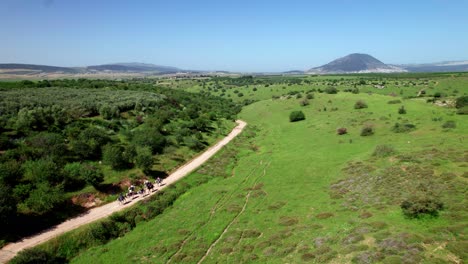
[
  {"xmin": 441, "ymin": 121, "xmax": 456, "ymax": 129},
  {"xmin": 387, "ymin": 99, "xmax": 402, "ymax": 104},
  {"xmin": 360, "ymin": 126, "xmax": 374, "ymax": 136},
  {"xmin": 398, "ymin": 106, "xmax": 407, "ymax": 114},
  {"xmin": 392, "ymin": 123, "xmax": 416, "ymax": 133},
  {"xmin": 401, "ymin": 193, "xmax": 444, "ymax": 218},
  {"xmin": 354, "ymin": 100, "xmax": 368, "ymax": 109},
  {"xmin": 289, "ymin": 111, "xmax": 306, "ymax": 122}
]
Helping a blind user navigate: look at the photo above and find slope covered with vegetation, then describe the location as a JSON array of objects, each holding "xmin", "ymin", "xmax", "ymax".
[
  {"xmin": 0, "ymin": 79, "xmax": 240, "ymax": 244},
  {"xmin": 9, "ymin": 73, "xmax": 468, "ymax": 263}
]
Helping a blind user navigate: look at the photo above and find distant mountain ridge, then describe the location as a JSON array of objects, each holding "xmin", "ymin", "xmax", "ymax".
[
  {"xmin": 1, "ymin": 57, "xmax": 468, "ymax": 77},
  {"xmin": 395, "ymin": 61, "xmax": 468, "ymax": 73},
  {"xmin": 87, "ymin": 63, "xmax": 180, "ymax": 73},
  {"xmin": 0, "ymin": 63, "xmax": 183, "ymax": 75},
  {"xmin": 0, "ymin": 63, "xmax": 78, "ymax": 73},
  {"xmin": 307, "ymin": 53, "xmax": 406, "ymax": 74}
]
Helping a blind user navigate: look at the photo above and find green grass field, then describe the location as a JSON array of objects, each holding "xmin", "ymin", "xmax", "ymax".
[{"xmin": 68, "ymin": 84, "xmax": 467, "ymax": 263}]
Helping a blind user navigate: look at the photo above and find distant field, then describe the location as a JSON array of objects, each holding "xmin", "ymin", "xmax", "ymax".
[
  {"xmin": 70, "ymin": 84, "xmax": 467, "ymax": 263},
  {"xmin": 176, "ymin": 72, "xmax": 468, "ymax": 103}
]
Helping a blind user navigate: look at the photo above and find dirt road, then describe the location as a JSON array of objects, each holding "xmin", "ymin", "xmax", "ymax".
[{"xmin": 0, "ymin": 120, "xmax": 247, "ymax": 264}]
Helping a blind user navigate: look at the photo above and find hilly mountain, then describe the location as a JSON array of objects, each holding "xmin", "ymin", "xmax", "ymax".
[
  {"xmin": 398, "ymin": 61, "xmax": 468, "ymax": 73},
  {"xmin": 0, "ymin": 62, "xmax": 183, "ymax": 76},
  {"xmin": 86, "ymin": 63, "xmax": 181, "ymax": 73},
  {"xmin": 308, "ymin": 53, "xmax": 405, "ymax": 74},
  {"xmin": 0, "ymin": 63, "xmax": 79, "ymax": 73}
]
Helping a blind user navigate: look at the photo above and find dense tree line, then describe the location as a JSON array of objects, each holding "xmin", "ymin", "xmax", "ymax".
[{"xmin": 0, "ymin": 79, "xmax": 240, "ymax": 238}]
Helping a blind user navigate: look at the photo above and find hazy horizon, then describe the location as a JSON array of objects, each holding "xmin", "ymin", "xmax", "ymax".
[{"xmin": 1, "ymin": 0, "xmax": 468, "ymax": 72}]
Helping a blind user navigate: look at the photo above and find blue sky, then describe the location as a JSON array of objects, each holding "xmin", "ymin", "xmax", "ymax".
[{"xmin": 1, "ymin": 0, "xmax": 467, "ymax": 72}]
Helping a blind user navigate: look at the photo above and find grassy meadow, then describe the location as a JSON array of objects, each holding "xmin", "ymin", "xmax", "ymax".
[{"xmin": 67, "ymin": 79, "xmax": 467, "ymax": 263}]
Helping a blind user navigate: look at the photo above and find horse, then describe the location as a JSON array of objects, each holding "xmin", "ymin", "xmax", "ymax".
[
  {"xmin": 117, "ymin": 193, "xmax": 126, "ymax": 205},
  {"xmin": 145, "ymin": 181, "xmax": 155, "ymax": 193}
]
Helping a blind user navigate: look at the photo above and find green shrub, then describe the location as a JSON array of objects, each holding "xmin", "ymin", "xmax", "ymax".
[
  {"xmin": 360, "ymin": 126, "xmax": 374, "ymax": 136},
  {"xmin": 299, "ymin": 98, "xmax": 309, "ymax": 106},
  {"xmin": 102, "ymin": 144, "xmax": 127, "ymax": 169},
  {"xmin": 398, "ymin": 106, "xmax": 406, "ymax": 114},
  {"xmin": 456, "ymin": 106, "xmax": 468, "ymax": 115},
  {"xmin": 135, "ymin": 146, "xmax": 153, "ymax": 173},
  {"xmin": 455, "ymin": 95, "xmax": 468, "ymax": 108},
  {"xmin": 289, "ymin": 111, "xmax": 305, "ymax": 122},
  {"xmin": 372, "ymin": 145, "xmax": 396, "ymax": 157},
  {"xmin": 392, "ymin": 123, "xmax": 415, "ymax": 133},
  {"xmin": 10, "ymin": 247, "xmax": 66, "ymax": 264},
  {"xmin": 354, "ymin": 100, "xmax": 368, "ymax": 109},
  {"xmin": 81, "ymin": 163, "xmax": 104, "ymax": 187},
  {"xmin": 324, "ymin": 87, "xmax": 338, "ymax": 94},
  {"xmin": 401, "ymin": 193, "xmax": 444, "ymax": 218},
  {"xmin": 441, "ymin": 121, "xmax": 456, "ymax": 129},
  {"xmin": 306, "ymin": 93, "xmax": 314, "ymax": 99},
  {"xmin": 387, "ymin": 99, "xmax": 401, "ymax": 104}
]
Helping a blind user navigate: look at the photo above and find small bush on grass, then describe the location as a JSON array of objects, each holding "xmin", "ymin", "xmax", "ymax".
[
  {"xmin": 401, "ymin": 193, "xmax": 444, "ymax": 218},
  {"xmin": 441, "ymin": 121, "xmax": 456, "ymax": 129},
  {"xmin": 325, "ymin": 87, "xmax": 338, "ymax": 94},
  {"xmin": 387, "ymin": 99, "xmax": 402, "ymax": 104},
  {"xmin": 337, "ymin": 128, "xmax": 347, "ymax": 135},
  {"xmin": 398, "ymin": 106, "xmax": 407, "ymax": 114},
  {"xmin": 306, "ymin": 93, "xmax": 314, "ymax": 99},
  {"xmin": 456, "ymin": 106, "xmax": 468, "ymax": 115},
  {"xmin": 455, "ymin": 95, "xmax": 468, "ymax": 108},
  {"xmin": 289, "ymin": 111, "xmax": 305, "ymax": 122},
  {"xmin": 354, "ymin": 100, "xmax": 368, "ymax": 109},
  {"xmin": 372, "ymin": 145, "xmax": 396, "ymax": 157},
  {"xmin": 392, "ymin": 123, "xmax": 416, "ymax": 133},
  {"xmin": 299, "ymin": 98, "xmax": 309, "ymax": 106},
  {"xmin": 360, "ymin": 126, "xmax": 374, "ymax": 136}
]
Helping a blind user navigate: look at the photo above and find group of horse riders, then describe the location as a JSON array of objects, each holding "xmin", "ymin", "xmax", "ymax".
[{"xmin": 118, "ymin": 177, "xmax": 163, "ymax": 204}]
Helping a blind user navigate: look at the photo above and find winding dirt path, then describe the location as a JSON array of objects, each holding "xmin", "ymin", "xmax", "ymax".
[{"xmin": 0, "ymin": 120, "xmax": 247, "ymax": 264}]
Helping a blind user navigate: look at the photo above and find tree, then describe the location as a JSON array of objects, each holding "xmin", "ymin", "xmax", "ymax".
[
  {"xmin": 63, "ymin": 162, "xmax": 86, "ymax": 191},
  {"xmin": 131, "ymin": 128, "xmax": 166, "ymax": 154},
  {"xmin": 0, "ymin": 185, "xmax": 16, "ymax": 226},
  {"xmin": 135, "ymin": 147, "xmax": 153, "ymax": 174},
  {"xmin": 99, "ymin": 104, "xmax": 120, "ymax": 120},
  {"xmin": 289, "ymin": 111, "xmax": 306, "ymax": 122},
  {"xmin": 81, "ymin": 163, "xmax": 104, "ymax": 187},
  {"xmin": 23, "ymin": 182, "xmax": 65, "ymax": 215},
  {"xmin": 71, "ymin": 126, "xmax": 110, "ymax": 159},
  {"xmin": 22, "ymin": 158, "xmax": 63, "ymax": 185},
  {"xmin": 102, "ymin": 144, "xmax": 127, "ymax": 169},
  {"xmin": 15, "ymin": 108, "xmax": 34, "ymax": 133},
  {"xmin": 0, "ymin": 160, "xmax": 22, "ymax": 187}
]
